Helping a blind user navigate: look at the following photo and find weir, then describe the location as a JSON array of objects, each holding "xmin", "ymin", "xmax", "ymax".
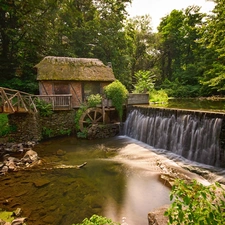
[{"xmin": 124, "ymin": 106, "xmax": 225, "ymax": 168}]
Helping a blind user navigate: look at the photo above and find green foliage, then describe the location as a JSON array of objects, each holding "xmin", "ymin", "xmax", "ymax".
[
  {"xmin": 104, "ymin": 80, "xmax": 128, "ymax": 120},
  {"xmin": 74, "ymin": 94, "xmax": 102, "ymax": 136},
  {"xmin": 76, "ymin": 129, "xmax": 88, "ymax": 139},
  {"xmin": 42, "ymin": 127, "xmax": 53, "ymax": 139},
  {"xmin": 161, "ymin": 79, "xmax": 200, "ymax": 98},
  {"xmin": 0, "ymin": 114, "xmax": 10, "ymax": 136},
  {"xmin": 149, "ymin": 89, "xmax": 168, "ymax": 103},
  {"xmin": 86, "ymin": 94, "xmax": 102, "ymax": 107},
  {"xmin": 0, "ymin": 114, "xmax": 17, "ymax": 137},
  {"xmin": 165, "ymin": 179, "xmax": 225, "ymax": 225},
  {"xmin": 73, "ymin": 214, "xmax": 120, "ymax": 225},
  {"xmin": 59, "ymin": 128, "xmax": 71, "ymax": 136},
  {"xmin": 74, "ymin": 105, "xmax": 88, "ymax": 131},
  {"xmin": 0, "ymin": 210, "xmax": 14, "ymax": 223},
  {"xmin": 133, "ymin": 70, "xmax": 156, "ymax": 93},
  {"xmin": 35, "ymin": 98, "xmax": 53, "ymax": 117}
]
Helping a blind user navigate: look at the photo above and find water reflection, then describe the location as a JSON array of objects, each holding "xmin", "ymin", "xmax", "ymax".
[
  {"xmin": 0, "ymin": 136, "xmax": 171, "ymax": 225},
  {"xmin": 149, "ymin": 98, "xmax": 225, "ymax": 112},
  {"xmin": 105, "ymin": 173, "xmax": 169, "ymax": 225}
]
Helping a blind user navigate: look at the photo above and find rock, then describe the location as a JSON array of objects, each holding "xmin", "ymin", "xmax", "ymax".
[
  {"xmin": 1, "ymin": 166, "xmax": 8, "ymax": 174},
  {"xmin": 56, "ymin": 149, "xmax": 66, "ymax": 156},
  {"xmin": 7, "ymin": 157, "xmax": 20, "ymax": 163},
  {"xmin": 33, "ymin": 178, "xmax": 51, "ymax": 187},
  {"xmin": 42, "ymin": 215, "xmax": 55, "ymax": 223},
  {"xmin": 6, "ymin": 161, "xmax": 17, "ymax": 171},
  {"xmin": 148, "ymin": 205, "xmax": 169, "ymax": 225},
  {"xmin": 11, "ymin": 217, "xmax": 27, "ymax": 225},
  {"xmin": 0, "ymin": 219, "xmax": 5, "ymax": 225},
  {"xmin": 13, "ymin": 208, "xmax": 22, "ymax": 217},
  {"xmin": 21, "ymin": 150, "xmax": 39, "ymax": 163}
]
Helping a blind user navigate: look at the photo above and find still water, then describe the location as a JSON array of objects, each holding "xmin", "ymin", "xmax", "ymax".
[
  {"xmin": 0, "ymin": 136, "xmax": 171, "ymax": 225},
  {"xmin": 150, "ymin": 98, "xmax": 225, "ymax": 112}
]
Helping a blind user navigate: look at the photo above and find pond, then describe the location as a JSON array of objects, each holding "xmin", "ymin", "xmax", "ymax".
[
  {"xmin": 150, "ymin": 98, "xmax": 225, "ymax": 112},
  {"xmin": 0, "ymin": 136, "xmax": 172, "ymax": 225}
]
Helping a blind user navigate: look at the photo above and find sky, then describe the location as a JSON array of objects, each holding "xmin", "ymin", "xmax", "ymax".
[{"xmin": 126, "ymin": 0, "xmax": 215, "ymax": 31}]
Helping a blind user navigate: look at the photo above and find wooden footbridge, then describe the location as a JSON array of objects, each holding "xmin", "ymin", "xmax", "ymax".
[{"xmin": 0, "ymin": 87, "xmax": 72, "ymax": 114}]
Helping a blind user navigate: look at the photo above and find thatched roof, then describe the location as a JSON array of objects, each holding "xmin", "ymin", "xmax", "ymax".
[{"xmin": 35, "ymin": 56, "xmax": 115, "ymax": 81}]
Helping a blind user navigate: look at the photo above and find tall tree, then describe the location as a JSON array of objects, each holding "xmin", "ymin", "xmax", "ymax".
[
  {"xmin": 0, "ymin": 0, "xmax": 59, "ymax": 92},
  {"xmin": 124, "ymin": 15, "xmax": 159, "ymax": 89},
  {"xmin": 157, "ymin": 6, "xmax": 207, "ymax": 97},
  {"xmin": 158, "ymin": 9, "xmax": 185, "ymax": 81},
  {"xmin": 199, "ymin": 0, "xmax": 225, "ymax": 95}
]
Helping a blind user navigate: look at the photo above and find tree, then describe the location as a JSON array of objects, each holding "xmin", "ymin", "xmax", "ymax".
[
  {"xmin": 157, "ymin": 6, "xmax": 208, "ymax": 97},
  {"xmin": 0, "ymin": 0, "xmax": 59, "ymax": 92},
  {"xmin": 124, "ymin": 15, "xmax": 159, "ymax": 91},
  {"xmin": 199, "ymin": 0, "xmax": 225, "ymax": 95},
  {"xmin": 0, "ymin": 0, "xmax": 132, "ymax": 92}
]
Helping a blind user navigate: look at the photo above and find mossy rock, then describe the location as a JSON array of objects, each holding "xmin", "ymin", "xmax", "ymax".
[{"xmin": 0, "ymin": 210, "xmax": 14, "ymax": 223}]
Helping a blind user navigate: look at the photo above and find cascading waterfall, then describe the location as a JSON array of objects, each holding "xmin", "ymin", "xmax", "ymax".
[{"xmin": 124, "ymin": 108, "xmax": 223, "ymax": 167}]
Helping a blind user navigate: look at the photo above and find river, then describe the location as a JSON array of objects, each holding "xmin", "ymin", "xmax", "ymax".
[{"xmin": 1, "ymin": 135, "xmax": 223, "ymax": 225}]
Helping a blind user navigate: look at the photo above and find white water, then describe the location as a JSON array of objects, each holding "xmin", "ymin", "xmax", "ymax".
[{"xmin": 124, "ymin": 109, "xmax": 223, "ymax": 167}]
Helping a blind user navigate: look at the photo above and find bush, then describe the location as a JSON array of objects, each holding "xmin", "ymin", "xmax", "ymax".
[
  {"xmin": 73, "ymin": 214, "xmax": 120, "ymax": 225},
  {"xmin": 35, "ymin": 98, "xmax": 53, "ymax": 117},
  {"xmin": 0, "ymin": 114, "xmax": 17, "ymax": 136},
  {"xmin": 86, "ymin": 94, "xmax": 102, "ymax": 107},
  {"xmin": 164, "ymin": 179, "xmax": 225, "ymax": 225},
  {"xmin": 133, "ymin": 70, "xmax": 156, "ymax": 93},
  {"xmin": 104, "ymin": 80, "xmax": 128, "ymax": 120},
  {"xmin": 161, "ymin": 78, "xmax": 200, "ymax": 98},
  {"xmin": 0, "ymin": 114, "xmax": 10, "ymax": 136},
  {"xmin": 149, "ymin": 89, "xmax": 168, "ymax": 103}
]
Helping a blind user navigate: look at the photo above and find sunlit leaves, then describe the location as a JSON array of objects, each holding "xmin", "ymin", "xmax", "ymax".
[{"xmin": 165, "ymin": 179, "xmax": 225, "ymax": 225}]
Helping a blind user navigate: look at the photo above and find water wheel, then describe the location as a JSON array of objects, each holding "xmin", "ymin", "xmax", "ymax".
[{"xmin": 79, "ymin": 108, "xmax": 109, "ymax": 131}]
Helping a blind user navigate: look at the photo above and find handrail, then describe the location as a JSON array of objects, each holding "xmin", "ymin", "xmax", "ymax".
[
  {"xmin": 0, "ymin": 87, "xmax": 74, "ymax": 113},
  {"xmin": 38, "ymin": 94, "xmax": 72, "ymax": 110},
  {"xmin": 0, "ymin": 87, "xmax": 37, "ymax": 113}
]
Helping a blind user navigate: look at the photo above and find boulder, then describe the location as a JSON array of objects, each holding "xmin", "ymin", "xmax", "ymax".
[
  {"xmin": 21, "ymin": 150, "xmax": 39, "ymax": 163},
  {"xmin": 148, "ymin": 205, "xmax": 169, "ymax": 225}
]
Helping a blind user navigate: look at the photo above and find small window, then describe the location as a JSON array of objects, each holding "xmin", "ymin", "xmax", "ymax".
[
  {"xmin": 53, "ymin": 83, "xmax": 69, "ymax": 94},
  {"xmin": 83, "ymin": 82, "xmax": 100, "ymax": 101}
]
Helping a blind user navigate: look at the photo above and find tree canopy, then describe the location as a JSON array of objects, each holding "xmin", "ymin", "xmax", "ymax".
[{"xmin": 0, "ymin": 0, "xmax": 224, "ymax": 97}]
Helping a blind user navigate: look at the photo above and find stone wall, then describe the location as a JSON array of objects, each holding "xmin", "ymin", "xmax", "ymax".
[
  {"xmin": 7, "ymin": 109, "xmax": 120, "ymax": 142},
  {"xmin": 8, "ymin": 110, "xmax": 77, "ymax": 142},
  {"xmin": 38, "ymin": 110, "xmax": 76, "ymax": 140},
  {"xmin": 127, "ymin": 93, "xmax": 149, "ymax": 105},
  {"xmin": 8, "ymin": 113, "xmax": 41, "ymax": 142}
]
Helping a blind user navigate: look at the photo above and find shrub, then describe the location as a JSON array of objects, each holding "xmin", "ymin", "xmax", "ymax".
[
  {"xmin": 73, "ymin": 214, "xmax": 120, "ymax": 225},
  {"xmin": 104, "ymin": 80, "xmax": 128, "ymax": 120},
  {"xmin": 74, "ymin": 104, "xmax": 88, "ymax": 131},
  {"xmin": 86, "ymin": 94, "xmax": 102, "ymax": 107},
  {"xmin": 0, "ymin": 114, "xmax": 17, "ymax": 136},
  {"xmin": 0, "ymin": 114, "xmax": 10, "ymax": 136},
  {"xmin": 149, "ymin": 89, "xmax": 168, "ymax": 103},
  {"xmin": 133, "ymin": 70, "xmax": 156, "ymax": 93},
  {"xmin": 35, "ymin": 98, "xmax": 53, "ymax": 117},
  {"xmin": 164, "ymin": 179, "xmax": 225, "ymax": 225}
]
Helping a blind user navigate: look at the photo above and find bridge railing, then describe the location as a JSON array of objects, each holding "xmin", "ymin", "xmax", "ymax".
[
  {"xmin": 0, "ymin": 87, "xmax": 73, "ymax": 113},
  {"xmin": 0, "ymin": 87, "xmax": 37, "ymax": 113},
  {"xmin": 37, "ymin": 95, "xmax": 72, "ymax": 110}
]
